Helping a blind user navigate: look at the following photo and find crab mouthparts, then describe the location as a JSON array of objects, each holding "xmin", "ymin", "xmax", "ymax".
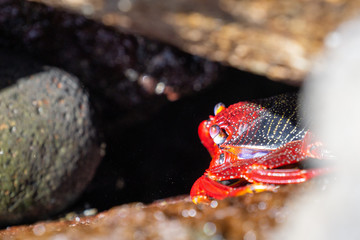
[
  {"xmin": 222, "ymin": 145, "xmax": 272, "ymax": 159},
  {"xmin": 219, "ymin": 178, "xmax": 250, "ymax": 188}
]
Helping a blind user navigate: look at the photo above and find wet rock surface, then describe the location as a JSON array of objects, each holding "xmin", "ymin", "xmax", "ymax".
[
  {"xmin": 31, "ymin": 0, "xmax": 360, "ymax": 82},
  {"xmin": 0, "ymin": 180, "xmax": 330, "ymax": 239},
  {"xmin": 0, "ymin": 50, "xmax": 101, "ymax": 225}
]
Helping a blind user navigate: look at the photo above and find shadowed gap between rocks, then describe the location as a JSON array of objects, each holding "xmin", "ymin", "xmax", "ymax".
[{"xmin": 75, "ymin": 67, "xmax": 298, "ymax": 212}]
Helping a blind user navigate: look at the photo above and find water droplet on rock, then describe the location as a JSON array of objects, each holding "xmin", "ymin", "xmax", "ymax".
[
  {"xmin": 203, "ymin": 222, "xmax": 217, "ymax": 236},
  {"xmin": 33, "ymin": 224, "xmax": 46, "ymax": 236}
]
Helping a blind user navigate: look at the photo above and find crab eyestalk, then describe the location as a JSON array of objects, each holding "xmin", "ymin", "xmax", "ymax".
[
  {"xmin": 209, "ymin": 125, "xmax": 227, "ymax": 145},
  {"xmin": 214, "ymin": 102, "xmax": 225, "ymax": 115}
]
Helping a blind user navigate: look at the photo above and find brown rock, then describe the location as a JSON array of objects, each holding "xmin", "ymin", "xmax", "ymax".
[
  {"xmin": 31, "ymin": 0, "xmax": 360, "ymax": 82},
  {"xmin": 0, "ymin": 179, "xmax": 330, "ymax": 239}
]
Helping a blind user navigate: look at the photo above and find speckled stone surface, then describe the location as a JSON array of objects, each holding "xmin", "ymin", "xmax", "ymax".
[{"xmin": 0, "ymin": 50, "xmax": 102, "ymax": 225}]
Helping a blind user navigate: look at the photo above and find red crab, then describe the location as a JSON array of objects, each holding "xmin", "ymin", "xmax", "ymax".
[{"xmin": 191, "ymin": 93, "xmax": 329, "ymax": 203}]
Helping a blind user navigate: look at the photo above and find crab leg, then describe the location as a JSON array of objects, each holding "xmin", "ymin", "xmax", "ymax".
[
  {"xmin": 191, "ymin": 167, "xmax": 329, "ymax": 203},
  {"xmin": 190, "ymin": 175, "xmax": 277, "ymax": 203},
  {"xmin": 245, "ymin": 168, "xmax": 330, "ymax": 184},
  {"xmin": 300, "ymin": 131, "xmax": 326, "ymax": 159},
  {"xmin": 208, "ymin": 137, "xmax": 326, "ymax": 182}
]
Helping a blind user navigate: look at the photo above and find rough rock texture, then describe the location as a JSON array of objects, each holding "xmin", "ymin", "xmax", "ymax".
[
  {"xmin": 0, "ymin": 179, "xmax": 331, "ymax": 240},
  {"xmin": 0, "ymin": 0, "xmax": 220, "ymax": 111},
  {"xmin": 31, "ymin": 0, "xmax": 360, "ymax": 82},
  {"xmin": 0, "ymin": 50, "xmax": 101, "ymax": 225}
]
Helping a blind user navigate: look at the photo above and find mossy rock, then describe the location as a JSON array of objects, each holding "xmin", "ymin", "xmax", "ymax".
[{"xmin": 0, "ymin": 54, "xmax": 101, "ymax": 225}]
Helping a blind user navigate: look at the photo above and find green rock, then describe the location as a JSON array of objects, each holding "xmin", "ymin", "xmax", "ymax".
[{"xmin": 0, "ymin": 54, "xmax": 101, "ymax": 225}]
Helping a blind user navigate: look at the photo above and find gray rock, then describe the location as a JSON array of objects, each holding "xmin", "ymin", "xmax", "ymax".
[{"xmin": 0, "ymin": 50, "xmax": 101, "ymax": 225}]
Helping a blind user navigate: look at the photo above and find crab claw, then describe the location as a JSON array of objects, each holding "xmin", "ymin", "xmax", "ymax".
[
  {"xmin": 190, "ymin": 176, "xmax": 210, "ymax": 204},
  {"xmin": 190, "ymin": 175, "xmax": 228, "ymax": 203},
  {"xmin": 190, "ymin": 175, "xmax": 278, "ymax": 204},
  {"xmin": 198, "ymin": 120, "xmax": 219, "ymax": 158}
]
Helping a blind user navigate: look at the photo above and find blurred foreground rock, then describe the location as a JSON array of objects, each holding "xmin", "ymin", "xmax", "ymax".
[
  {"xmin": 0, "ymin": 180, "xmax": 329, "ymax": 240},
  {"xmin": 32, "ymin": 0, "xmax": 360, "ymax": 82}
]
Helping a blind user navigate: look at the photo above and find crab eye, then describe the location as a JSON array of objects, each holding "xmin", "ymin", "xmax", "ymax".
[
  {"xmin": 214, "ymin": 102, "xmax": 225, "ymax": 115},
  {"xmin": 209, "ymin": 125, "xmax": 228, "ymax": 145},
  {"xmin": 218, "ymin": 153, "xmax": 225, "ymax": 164}
]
